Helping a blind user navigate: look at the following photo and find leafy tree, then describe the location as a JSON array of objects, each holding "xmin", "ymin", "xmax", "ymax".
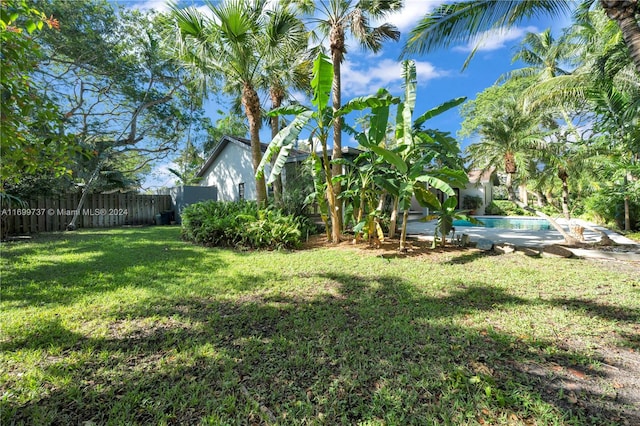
[
  {"xmin": 521, "ymin": 10, "xmax": 640, "ymax": 230},
  {"xmin": 402, "ymin": 0, "xmax": 640, "ymax": 74},
  {"xmin": 171, "ymin": 0, "xmax": 306, "ymax": 206},
  {"xmin": 287, "ymin": 0, "xmax": 403, "ymax": 231},
  {"xmin": 203, "ymin": 111, "xmax": 249, "ymax": 155},
  {"xmin": 23, "ymin": 2, "xmax": 200, "ymax": 228},
  {"xmin": 370, "ymin": 61, "xmax": 467, "ymax": 251},
  {"xmin": 462, "ymin": 80, "xmax": 554, "ymax": 202},
  {"xmin": 0, "ymin": 0, "xmax": 74, "ymax": 194},
  {"xmin": 257, "ymin": 53, "xmax": 398, "ymax": 243}
]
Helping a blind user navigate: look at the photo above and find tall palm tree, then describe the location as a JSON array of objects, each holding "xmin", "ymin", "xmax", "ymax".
[
  {"xmin": 262, "ymin": 27, "xmax": 312, "ymax": 206},
  {"xmin": 403, "ymin": 0, "xmax": 640, "ymax": 74},
  {"xmin": 508, "ymin": 29, "xmax": 573, "ymax": 80},
  {"xmin": 170, "ymin": 0, "xmax": 305, "ymax": 206},
  {"xmin": 466, "ymin": 96, "xmax": 551, "ymax": 201},
  {"xmin": 517, "ymin": 10, "xmax": 639, "ymax": 231},
  {"xmin": 288, "ymin": 0, "xmax": 402, "ymax": 231}
]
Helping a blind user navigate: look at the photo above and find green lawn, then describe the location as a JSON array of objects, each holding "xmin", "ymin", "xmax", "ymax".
[{"xmin": 2, "ymin": 227, "xmax": 638, "ymax": 425}]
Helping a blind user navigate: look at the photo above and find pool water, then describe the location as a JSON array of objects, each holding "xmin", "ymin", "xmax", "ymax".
[{"xmin": 453, "ymin": 217, "xmax": 552, "ymax": 231}]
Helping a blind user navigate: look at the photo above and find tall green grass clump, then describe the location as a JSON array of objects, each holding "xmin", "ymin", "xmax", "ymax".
[{"xmin": 181, "ymin": 200, "xmax": 315, "ymax": 249}]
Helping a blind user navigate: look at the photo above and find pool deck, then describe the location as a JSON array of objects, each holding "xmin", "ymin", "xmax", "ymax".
[{"xmin": 406, "ymin": 216, "xmax": 640, "ymax": 261}]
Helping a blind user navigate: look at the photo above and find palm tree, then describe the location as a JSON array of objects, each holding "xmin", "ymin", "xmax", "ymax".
[
  {"xmin": 262, "ymin": 24, "xmax": 311, "ymax": 206},
  {"xmin": 288, "ymin": 0, "xmax": 403, "ymax": 231},
  {"xmin": 465, "ymin": 96, "xmax": 551, "ymax": 201},
  {"xmin": 170, "ymin": 0, "xmax": 305, "ymax": 206},
  {"xmin": 402, "ymin": 0, "xmax": 640, "ymax": 74}
]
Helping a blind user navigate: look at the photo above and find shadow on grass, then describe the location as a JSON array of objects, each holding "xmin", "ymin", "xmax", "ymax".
[
  {"xmin": 1, "ymin": 228, "xmax": 228, "ymax": 307},
  {"xmin": 3, "ymin": 273, "xmax": 637, "ymax": 425},
  {"xmin": 548, "ymin": 297, "xmax": 640, "ymax": 324}
]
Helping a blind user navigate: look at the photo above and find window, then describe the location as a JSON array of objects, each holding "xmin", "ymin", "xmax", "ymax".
[{"xmin": 238, "ymin": 182, "xmax": 245, "ymax": 200}]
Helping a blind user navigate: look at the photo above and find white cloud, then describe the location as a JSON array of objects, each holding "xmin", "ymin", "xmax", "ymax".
[
  {"xmin": 126, "ymin": 1, "xmax": 215, "ymax": 19},
  {"xmin": 128, "ymin": 0, "xmax": 170, "ymax": 12},
  {"xmin": 341, "ymin": 58, "xmax": 447, "ymax": 96},
  {"xmin": 454, "ymin": 26, "xmax": 538, "ymax": 53},
  {"xmin": 384, "ymin": 0, "xmax": 444, "ymax": 33}
]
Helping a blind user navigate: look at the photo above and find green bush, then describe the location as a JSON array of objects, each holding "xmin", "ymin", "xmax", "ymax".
[
  {"xmin": 582, "ymin": 191, "xmax": 639, "ymax": 231},
  {"xmin": 181, "ymin": 200, "xmax": 315, "ymax": 250},
  {"xmin": 484, "ymin": 200, "xmax": 535, "ymax": 216}
]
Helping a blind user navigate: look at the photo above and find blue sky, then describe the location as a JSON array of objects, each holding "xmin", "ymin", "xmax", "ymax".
[{"xmin": 127, "ymin": 0, "xmax": 574, "ymax": 190}]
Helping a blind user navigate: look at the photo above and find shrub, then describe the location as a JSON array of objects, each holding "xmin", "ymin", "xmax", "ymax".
[
  {"xmin": 484, "ymin": 200, "xmax": 534, "ymax": 216},
  {"xmin": 181, "ymin": 200, "xmax": 315, "ymax": 249},
  {"xmin": 462, "ymin": 195, "xmax": 483, "ymax": 211}
]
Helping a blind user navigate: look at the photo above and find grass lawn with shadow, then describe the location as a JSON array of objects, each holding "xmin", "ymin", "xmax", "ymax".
[{"xmin": 2, "ymin": 227, "xmax": 639, "ymax": 425}]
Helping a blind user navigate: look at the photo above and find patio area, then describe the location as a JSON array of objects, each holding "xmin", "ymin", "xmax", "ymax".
[{"xmin": 406, "ymin": 216, "xmax": 640, "ymax": 261}]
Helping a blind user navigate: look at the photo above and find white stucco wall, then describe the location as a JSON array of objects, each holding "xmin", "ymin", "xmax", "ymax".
[
  {"xmin": 201, "ymin": 142, "xmax": 270, "ymax": 201},
  {"xmin": 460, "ymin": 183, "xmax": 490, "ymax": 215}
]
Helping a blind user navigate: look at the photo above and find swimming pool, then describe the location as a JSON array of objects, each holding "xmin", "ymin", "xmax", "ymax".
[{"xmin": 453, "ymin": 217, "xmax": 552, "ymax": 231}]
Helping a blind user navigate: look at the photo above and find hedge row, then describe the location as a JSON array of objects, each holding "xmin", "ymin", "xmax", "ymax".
[{"xmin": 181, "ymin": 200, "xmax": 315, "ymax": 250}]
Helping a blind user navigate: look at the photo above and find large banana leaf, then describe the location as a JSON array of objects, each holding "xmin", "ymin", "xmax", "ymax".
[
  {"xmin": 256, "ymin": 110, "xmax": 312, "ymax": 182},
  {"xmin": 414, "ymin": 174, "xmax": 455, "ymax": 196},
  {"xmin": 431, "ymin": 167, "xmax": 468, "ymax": 188},
  {"xmin": 335, "ymin": 90, "xmax": 398, "ymax": 118},
  {"xmin": 413, "ymin": 184, "xmax": 441, "ymax": 209},
  {"xmin": 310, "ymin": 53, "xmax": 333, "ymax": 115},
  {"xmin": 266, "ymin": 104, "xmax": 310, "ymax": 117},
  {"xmin": 369, "ymin": 146, "xmax": 408, "ymax": 174},
  {"xmin": 401, "ymin": 60, "xmax": 417, "ymax": 148},
  {"xmin": 413, "ymin": 97, "xmax": 466, "ymax": 130},
  {"xmin": 369, "ymin": 89, "xmax": 392, "ymax": 146}
]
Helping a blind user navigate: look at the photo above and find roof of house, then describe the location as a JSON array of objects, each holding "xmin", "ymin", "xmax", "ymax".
[
  {"xmin": 468, "ymin": 168, "xmax": 500, "ymax": 185},
  {"xmin": 196, "ymin": 135, "xmax": 308, "ymax": 178}
]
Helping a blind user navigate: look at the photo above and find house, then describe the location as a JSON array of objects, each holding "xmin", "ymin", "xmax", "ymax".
[
  {"xmin": 197, "ymin": 135, "xmax": 499, "ymax": 215},
  {"xmin": 196, "ymin": 135, "xmax": 358, "ymax": 202},
  {"xmin": 458, "ymin": 169, "xmax": 500, "ymax": 215},
  {"xmin": 196, "ymin": 135, "xmax": 272, "ymax": 202}
]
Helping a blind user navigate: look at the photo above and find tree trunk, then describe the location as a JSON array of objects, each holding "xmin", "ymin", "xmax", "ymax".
[
  {"xmin": 534, "ymin": 190, "xmax": 546, "ymax": 208},
  {"xmin": 270, "ymin": 87, "xmax": 284, "ymax": 207},
  {"xmin": 67, "ymin": 157, "xmax": 106, "ymax": 231},
  {"xmin": 512, "ymin": 200, "xmax": 580, "ymax": 245},
  {"xmin": 388, "ymin": 195, "xmax": 399, "ymax": 239},
  {"xmin": 558, "ymin": 167, "xmax": 570, "ymax": 220},
  {"xmin": 242, "ymin": 83, "xmax": 267, "ymax": 206},
  {"xmin": 519, "ymin": 184, "xmax": 528, "ymax": 206},
  {"xmin": 601, "ymin": 0, "xmax": 640, "ymax": 73},
  {"xmin": 352, "ymin": 192, "xmax": 365, "ymax": 244},
  {"xmin": 505, "ymin": 172, "xmax": 517, "ymax": 201},
  {"xmin": 320, "ymin": 130, "xmax": 340, "ymax": 244},
  {"xmin": 624, "ymin": 173, "xmax": 631, "ymax": 231},
  {"xmin": 399, "ymin": 208, "xmax": 410, "ymax": 252},
  {"xmin": 330, "ymin": 23, "xmax": 345, "ymax": 234}
]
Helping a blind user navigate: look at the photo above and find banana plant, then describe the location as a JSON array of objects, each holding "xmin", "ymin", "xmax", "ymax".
[
  {"xmin": 361, "ymin": 60, "xmax": 468, "ymax": 251},
  {"xmin": 256, "ymin": 53, "xmax": 398, "ymax": 243},
  {"xmin": 423, "ymin": 196, "xmax": 481, "ymax": 248}
]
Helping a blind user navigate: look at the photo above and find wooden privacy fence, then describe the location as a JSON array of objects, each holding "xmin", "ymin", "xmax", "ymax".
[{"xmin": 1, "ymin": 194, "xmax": 172, "ymax": 235}]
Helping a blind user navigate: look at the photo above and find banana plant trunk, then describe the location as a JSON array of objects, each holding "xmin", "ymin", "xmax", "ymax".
[
  {"xmin": 399, "ymin": 209, "xmax": 410, "ymax": 251},
  {"xmin": 352, "ymin": 193, "xmax": 365, "ymax": 243},
  {"xmin": 388, "ymin": 195, "xmax": 399, "ymax": 239},
  {"xmin": 269, "ymin": 88, "xmax": 284, "ymax": 207}
]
